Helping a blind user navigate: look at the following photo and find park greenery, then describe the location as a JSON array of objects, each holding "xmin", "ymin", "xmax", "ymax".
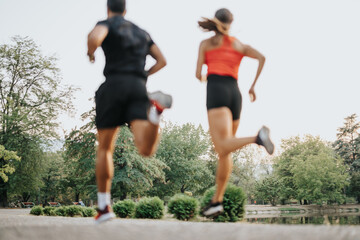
[{"xmin": 1, "ymin": 36, "xmax": 360, "ymax": 212}]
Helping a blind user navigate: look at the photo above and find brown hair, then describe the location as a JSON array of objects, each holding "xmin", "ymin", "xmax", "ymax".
[{"xmin": 198, "ymin": 8, "xmax": 233, "ymax": 35}]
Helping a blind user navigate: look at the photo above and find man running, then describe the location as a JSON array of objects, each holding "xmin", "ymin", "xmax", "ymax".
[{"xmin": 87, "ymin": 0, "xmax": 172, "ymax": 224}]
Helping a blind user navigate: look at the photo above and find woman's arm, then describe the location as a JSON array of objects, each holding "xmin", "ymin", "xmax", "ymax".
[
  {"xmin": 195, "ymin": 40, "xmax": 207, "ymax": 82},
  {"xmin": 243, "ymin": 44, "xmax": 266, "ymax": 102},
  {"xmin": 87, "ymin": 25, "xmax": 109, "ymax": 63},
  {"xmin": 147, "ymin": 44, "xmax": 167, "ymax": 76}
]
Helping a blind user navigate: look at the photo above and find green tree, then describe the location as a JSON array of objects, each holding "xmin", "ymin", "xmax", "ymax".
[
  {"xmin": 63, "ymin": 128, "xmax": 97, "ymax": 202},
  {"xmin": 40, "ymin": 151, "xmax": 65, "ymax": 205},
  {"xmin": 275, "ymin": 135, "xmax": 348, "ymax": 205},
  {"xmin": 334, "ymin": 114, "xmax": 360, "ymax": 202},
  {"xmin": 231, "ymin": 145, "xmax": 267, "ymax": 202},
  {"xmin": 0, "ymin": 145, "xmax": 20, "ymax": 182},
  {"xmin": 255, "ymin": 174, "xmax": 282, "ymax": 206},
  {"xmin": 150, "ymin": 123, "xmax": 213, "ymax": 198},
  {"xmin": 0, "ymin": 36, "xmax": 76, "ymax": 206},
  {"xmin": 111, "ymin": 126, "xmax": 168, "ymax": 200}
]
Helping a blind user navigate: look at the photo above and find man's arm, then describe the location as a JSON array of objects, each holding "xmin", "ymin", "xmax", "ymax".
[{"xmin": 87, "ymin": 24, "xmax": 109, "ymax": 63}]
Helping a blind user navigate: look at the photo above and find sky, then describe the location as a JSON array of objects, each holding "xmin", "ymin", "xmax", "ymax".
[{"xmin": 0, "ymin": 0, "xmax": 359, "ymax": 150}]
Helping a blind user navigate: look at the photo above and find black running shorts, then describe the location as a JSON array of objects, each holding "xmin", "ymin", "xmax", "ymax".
[
  {"xmin": 95, "ymin": 74, "xmax": 149, "ymax": 129},
  {"xmin": 206, "ymin": 74, "xmax": 242, "ymax": 120}
]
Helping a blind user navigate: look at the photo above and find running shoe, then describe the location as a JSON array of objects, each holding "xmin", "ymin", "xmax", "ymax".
[
  {"xmin": 202, "ymin": 202, "xmax": 224, "ymax": 217},
  {"xmin": 148, "ymin": 91, "xmax": 173, "ymax": 113},
  {"xmin": 256, "ymin": 126, "xmax": 274, "ymax": 155},
  {"xmin": 94, "ymin": 205, "xmax": 115, "ymax": 224}
]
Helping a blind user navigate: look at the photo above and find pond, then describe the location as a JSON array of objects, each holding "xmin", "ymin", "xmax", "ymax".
[{"xmin": 244, "ymin": 214, "xmax": 360, "ymax": 225}]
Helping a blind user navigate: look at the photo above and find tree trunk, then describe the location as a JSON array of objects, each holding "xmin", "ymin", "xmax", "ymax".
[
  {"xmin": 181, "ymin": 185, "xmax": 185, "ymax": 193},
  {"xmin": 304, "ymin": 199, "xmax": 308, "ymax": 205},
  {"xmin": 120, "ymin": 191, "xmax": 126, "ymax": 200},
  {"xmin": 0, "ymin": 187, "xmax": 8, "ymax": 208},
  {"xmin": 75, "ymin": 192, "xmax": 80, "ymax": 202}
]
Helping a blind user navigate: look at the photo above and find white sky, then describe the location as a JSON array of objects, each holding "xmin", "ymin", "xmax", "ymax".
[{"xmin": 1, "ymin": 0, "xmax": 359, "ymax": 149}]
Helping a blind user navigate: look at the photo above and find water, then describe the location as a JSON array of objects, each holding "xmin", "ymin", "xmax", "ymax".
[{"xmin": 245, "ymin": 214, "xmax": 360, "ymax": 225}]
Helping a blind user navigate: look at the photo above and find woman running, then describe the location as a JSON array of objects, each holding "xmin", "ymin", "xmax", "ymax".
[
  {"xmin": 87, "ymin": 0, "xmax": 172, "ymax": 224},
  {"xmin": 196, "ymin": 8, "xmax": 274, "ymax": 217}
]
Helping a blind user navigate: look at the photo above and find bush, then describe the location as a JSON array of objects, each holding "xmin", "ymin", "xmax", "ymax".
[
  {"xmin": 43, "ymin": 207, "xmax": 56, "ymax": 216},
  {"xmin": 134, "ymin": 197, "xmax": 164, "ymax": 219},
  {"xmin": 64, "ymin": 205, "xmax": 82, "ymax": 217},
  {"xmin": 168, "ymin": 194, "xmax": 198, "ymax": 221},
  {"xmin": 81, "ymin": 207, "xmax": 96, "ymax": 217},
  {"xmin": 113, "ymin": 199, "xmax": 136, "ymax": 218},
  {"xmin": 201, "ymin": 183, "xmax": 246, "ymax": 222},
  {"xmin": 30, "ymin": 206, "xmax": 43, "ymax": 216},
  {"xmin": 55, "ymin": 207, "xmax": 66, "ymax": 216}
]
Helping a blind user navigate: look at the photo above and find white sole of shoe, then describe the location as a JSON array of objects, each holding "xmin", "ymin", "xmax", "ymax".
[
  {"xmin": 95, "ymin": 212, "xmax": 115, "ymax": 225},
  {"xmin": 203, "ymin": 205, "xmax": 224, "ymax": 217}
]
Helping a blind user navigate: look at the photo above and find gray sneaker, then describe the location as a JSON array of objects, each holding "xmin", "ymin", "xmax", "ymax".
[
  {"xmin": 256, "ymin": 126, "xmax": 274, "ymax": 155},
  {"xmin": 148, "ymin": 91, "xmax": 173, "ymax": 112}
]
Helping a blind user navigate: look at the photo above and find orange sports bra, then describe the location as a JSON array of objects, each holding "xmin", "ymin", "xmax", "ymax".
[{"xmin": 205, "ymin": 35, "xmax": 244, "ymax": 80}]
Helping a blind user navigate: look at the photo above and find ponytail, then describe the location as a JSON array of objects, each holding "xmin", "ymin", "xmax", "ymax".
[{"xmin": 198, "ymin": 17, "xmax": 229, "ymax": 35}]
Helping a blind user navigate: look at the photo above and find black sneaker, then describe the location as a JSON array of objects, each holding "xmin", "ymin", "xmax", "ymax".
[
  {"xmin": 202, "ymin": 202, "xmax": 224, "ymax": 217},
  {"xmin": 256, "ymin": 126, "xmax": 274, "ymax": 155},
  {"xmin": 148, "ymin": 91, "xmax": 173, "ymax": 113}
]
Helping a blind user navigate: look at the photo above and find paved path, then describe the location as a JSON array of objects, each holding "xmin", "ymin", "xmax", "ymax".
[{"xmin": 1, "ymin": 209, "xmax": 360, "ymax": 240}]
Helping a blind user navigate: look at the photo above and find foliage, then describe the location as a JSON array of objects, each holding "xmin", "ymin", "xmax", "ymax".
[
  {"xmin": 43, "ymin": 206, "xmax": 56, "ymax": 216},
  {"xmin": 40, "ymin": 151, "xmax": 65, "ymax": 205},
  {"xmin": 0, "ymin": 36, "xmax": 76, "ymax": 207},
  {"xmin": 230, "ymin": 145, "xmax": 269, "ymax": 202},
  {"xmin": 64, "ymin": 205, "xmax": 83, "ymax": 217},
  {"xmin": 0, "ymin": 145, "xmax": 20, "ymax": 182},
  {"xmin": 63, "ymin": 124, "xmax": 97, "ymax": 202},
  {"xmin": 150, "ymin": 123, "xmax": 213, "ymax": 198},
  {"xmin": 134, "ymin": 197, "xmax": 164, "ymax": 219},
  {"xmin": 255, "ymin": 174, "xmax": 283, "ymax": 206},
  {"xmin": 168, "ymin": 194, "xmax": 199, "ymax": 221},
  {"xmin": 201, "ymin": 184, "xmax": 246, "ymax": 222},
  {"xmin": 55, "ymin": 207, "xmax": 66, "ymax": 216},
  {"xmin": 30, "ymin": 206, "xmax": 43, "ymax": 216},
  {"xmin": 274, "ymin": 135, "xmax": 348, "ymax": 205},
  {"xmin": 111, "ymin": 126, "xmax": 168, "ymax": 199},
  {"xmin": 113, "ymin": 199, "xmax": 136, "ymax": 218},
  {"xmin": 81, "ymin": 207, "xmax": 96, "ymax": 217},
  {"xmin": 334, "ymin": 114, "xmax": 360, "ymax": 202}
]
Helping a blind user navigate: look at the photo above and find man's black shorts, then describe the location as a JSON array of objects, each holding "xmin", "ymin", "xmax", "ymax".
[
  {"xmin": 95, "ymin": 74, "xmax": 149, "ymax": 129},
  {"xmin": 206, "ymin": 74, "xmax": 242, "ymax": 120}
]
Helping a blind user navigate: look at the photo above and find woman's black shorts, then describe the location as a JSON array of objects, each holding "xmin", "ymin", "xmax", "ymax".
[
  {"xmin": 206, "ymin": 74, "xmax": 242, "ymax": 120},
  {"xmin": 95, "ymin": 74, "xmax": 149, "ymax": 129}
]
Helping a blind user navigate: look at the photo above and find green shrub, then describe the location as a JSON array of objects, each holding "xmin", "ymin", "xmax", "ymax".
[
  {"xmin": 30, "ymin": 206, "xmax": 43, "ymax": 216},
  {"xmin": 135, "ymin": 197, "xmax": 164, "ymax": 219},
  {"xmin": 201, "ymin": 183, "xmax": 246, "ymax": 222},
  {"xmin": 55, "ymin": 207, "xmax": 66, "ymax": 216},
  {"xmin": 168, "ymin": 194, "xmax": 198, "ymax": 221},
  {"xmin": 113, "ymin": 199, "xmax": 136, "ymax": 218},
  {"xmin": 43, "ymin": 207, "xmax": 56, "ymax": 216},
  {"xmin": 81, "ymin": 207, "xmax": 96, "ymax": 217},
  {"xmin": 64, "ymin": 205, "xmax": 82, "ymax": 217}
]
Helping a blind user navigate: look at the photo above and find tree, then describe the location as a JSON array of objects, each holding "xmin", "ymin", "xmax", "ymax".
[
  {"xmin": 334, "ymin": 114, "xmax": 360, "ymax": 171},
  {"xmin": 0, "ymin": 145, "xmax": 20, "ymax": 183},
  {"xmin": 111, "ymin": 127, "xmax": 167, "ymax": 200},
  {"xmin": 231, "ymin": 145, "xmax": 269, "ymax": 202},
  {"xmin": 334, "ymin": 114, "xmax": 360, "ymax": 202},
  {"xmin": 274, "ymin": 135, "xmax": 348, "ymax": 205},
  {"xmin": 0, "ymin": 36, "xmax": 76, "ymax": 206},
  {"xmin": 255, "ymin": 174, "xmax": 283, "ymax": 206},
  {"xmin": 150, "ymin": 123, "xmax": 213, "ymax": 198}
]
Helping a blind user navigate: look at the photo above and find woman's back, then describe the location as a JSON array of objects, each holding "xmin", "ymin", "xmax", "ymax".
[{"xmin": 205, "ymin": 35, "xmax": 244, "ymax": 80}]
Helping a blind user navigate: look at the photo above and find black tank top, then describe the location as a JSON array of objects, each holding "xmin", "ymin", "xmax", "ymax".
[{"xmin": 97, "ymin": 16, "xmax": 154, "ymax": 78}]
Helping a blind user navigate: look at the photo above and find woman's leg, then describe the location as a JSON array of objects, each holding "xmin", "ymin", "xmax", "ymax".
[{"xmin": 208, "ymin": 107, "xmax": 256, "ymax": 203}]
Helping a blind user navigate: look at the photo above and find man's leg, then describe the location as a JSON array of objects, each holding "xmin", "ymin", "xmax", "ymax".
[
  {"xmin": 131, "ymin": 120, "xmax": 160, "ymax": 157},
  {"xmin": 95, "ymin": 127, "xmax": 119, "ymax": 223}
]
